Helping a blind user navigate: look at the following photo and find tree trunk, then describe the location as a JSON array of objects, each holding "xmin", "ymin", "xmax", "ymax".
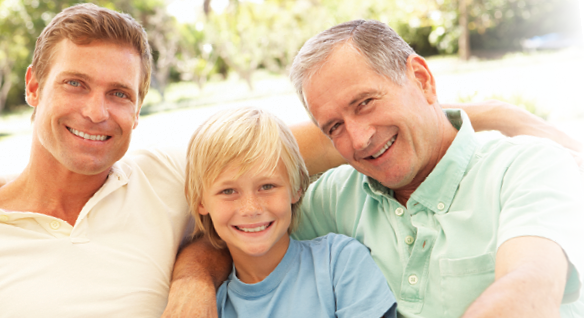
[{"xmin": 458, "ymin": 0, "xmax": 471, "ymax": 61}]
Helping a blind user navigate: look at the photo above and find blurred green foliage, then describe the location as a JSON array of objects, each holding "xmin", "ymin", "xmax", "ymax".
[{"xmin": 0, "ymin": 0, "xmax": 581, "ymax": 114}]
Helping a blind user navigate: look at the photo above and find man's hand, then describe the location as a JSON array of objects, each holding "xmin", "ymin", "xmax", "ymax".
[
  {"xmin": 161, "ymin": 237, "xmax": 232, "ymax": 318},
  {"xmin": 462, "ymin": 236, "xmax": 568, "ymax": 318},
  {"xmin": 446, "ymin": 99, "xmax": 583, "ymax": 153}
]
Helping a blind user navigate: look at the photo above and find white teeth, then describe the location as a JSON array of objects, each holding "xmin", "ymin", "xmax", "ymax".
[
  {"xmin": 237, "ymin": 224, "xmax": 269, "ymax": 233},
  {"xmin": 68, "ymin": 127, "xmax": 108, "ymax": 141},
  {"xmin": 372, "ymin": 136, "xmax": 397, "ymax": 159}
]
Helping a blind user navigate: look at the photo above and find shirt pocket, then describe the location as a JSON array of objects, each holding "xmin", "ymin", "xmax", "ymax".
[{"xmin": 439, "ymin": 252, "xmax": 496, "ymax": 317}]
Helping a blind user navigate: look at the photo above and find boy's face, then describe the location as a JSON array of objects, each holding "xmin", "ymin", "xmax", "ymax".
[{"xmin": 199, "ymin": 160, "xmax": 299, "ymax": 261}]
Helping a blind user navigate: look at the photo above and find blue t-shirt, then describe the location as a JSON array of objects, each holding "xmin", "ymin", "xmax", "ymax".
[{"xmin": 216, "ymin": 233, "xmax": 397, "ymax": 318}]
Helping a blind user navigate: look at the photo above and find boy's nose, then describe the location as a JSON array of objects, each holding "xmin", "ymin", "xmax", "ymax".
[{"xmin": 240, "ymin": 194, "xmax": 262, "ymax": 217}]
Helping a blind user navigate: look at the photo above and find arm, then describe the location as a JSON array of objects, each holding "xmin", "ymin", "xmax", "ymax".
[
  {"xmin": 462, "ymin": 236, "xmax": 568, "ymax": 318},
  {"xmin": 161, "ymin": 237, "xmax": 232, "ymax": 318},
  {"xmin": 290, "ymin": 121, "xmax": 345, "ymax": 176},
  {"xmin": 444, "ymin": 100, "xmax": 583, "ymax": 153}
]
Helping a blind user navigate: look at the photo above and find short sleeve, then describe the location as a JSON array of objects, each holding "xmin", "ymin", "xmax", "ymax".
[
  {"xmin": 329, "ymin": 234, "xmax": 397, "ymax": 318},
  {"xmin": 497, "ymin": 137, "xmax": 584, "ymax": 303}
]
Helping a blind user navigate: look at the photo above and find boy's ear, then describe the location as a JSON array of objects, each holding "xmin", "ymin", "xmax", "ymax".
[
  {"xmin": 198, "ymin": 203, "xmax": 209, "ymax": 216},
  {"xmin": 291, "ymin": 190, "xmax": 302, "ymax": 204}
]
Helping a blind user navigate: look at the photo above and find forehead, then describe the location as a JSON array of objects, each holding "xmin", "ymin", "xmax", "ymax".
[
  {"xmin": 48, "ymin": 39, "xmax": 141, "ymax": 88},
  {"xmin": 302, "ymin": 45, "xmax": 390, "ymax": 117}
]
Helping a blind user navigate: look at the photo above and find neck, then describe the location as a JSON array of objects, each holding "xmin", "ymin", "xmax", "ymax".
[
  {"xmin": 0, "ymin": 150, "xmax": 110, "ymax": 226},
  {"xmin": 230, "ymin": 235, "xmax": 290, "ymax": 284},
  {"xmin": 393, "ymin": 108, "xmax": 459, "ymax": 206}
]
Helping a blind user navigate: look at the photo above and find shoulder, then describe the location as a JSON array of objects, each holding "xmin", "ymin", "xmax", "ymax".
[{"xmin": 299, "ymin": 234, "xmax": 369, "ymax": 261}]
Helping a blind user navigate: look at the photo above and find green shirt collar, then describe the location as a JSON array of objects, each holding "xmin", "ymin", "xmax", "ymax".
[{"xmin": 363, "ymin": 109, "xmax": 479, "ymax": 214}]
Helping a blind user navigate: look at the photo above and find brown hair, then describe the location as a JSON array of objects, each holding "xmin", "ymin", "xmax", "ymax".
[{"xmin": 30, "ymin": 3, "xmax": 152, "ymax": 117}]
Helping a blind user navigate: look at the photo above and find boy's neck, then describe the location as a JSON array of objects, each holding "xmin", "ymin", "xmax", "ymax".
[{"xmin": 230, "ymin": 235, "xmax": 291, "ymax": 284}]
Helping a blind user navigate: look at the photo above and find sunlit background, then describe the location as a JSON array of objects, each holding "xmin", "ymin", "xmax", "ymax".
[{"xmin": 0, "ymin": 0, "xmax": 583, "ymax": 175}]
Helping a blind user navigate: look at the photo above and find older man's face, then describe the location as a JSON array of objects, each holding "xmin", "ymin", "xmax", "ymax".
[{"xmin": 303, "ymin": 44, "xmax": 442, "ymax": 190}]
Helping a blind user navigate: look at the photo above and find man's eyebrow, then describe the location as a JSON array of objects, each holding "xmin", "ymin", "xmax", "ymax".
[
  {"xmin": 58, "ymin": 71, "xmax": 91, "ymax": 81},
  {"xmin": 319, "ymin": 91, "xmax": 377, "ymax": 134}
]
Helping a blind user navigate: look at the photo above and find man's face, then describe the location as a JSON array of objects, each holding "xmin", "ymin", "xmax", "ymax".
[
  {"xmin": 26, "ymin": 39, "xmax": 142, "ymax": 176},
  {"xmin": 303, "ymin": 45, "xmax": 442, "ymax": 190}
]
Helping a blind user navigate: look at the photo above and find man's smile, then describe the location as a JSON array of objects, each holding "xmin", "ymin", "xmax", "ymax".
[
  {"xmin": 368, "ymin": 135, "xmax": 397, "ymax": 160},
  {"xmin": 67, "ymin": 127, "xmax": 111, "ymax": 141}
]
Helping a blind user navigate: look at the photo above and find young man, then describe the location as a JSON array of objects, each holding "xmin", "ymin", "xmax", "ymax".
[{"xmin": 0, "ymin": 4, "xmax": 202, "ymax": 317}]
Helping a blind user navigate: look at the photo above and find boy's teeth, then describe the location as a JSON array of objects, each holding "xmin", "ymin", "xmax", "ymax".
[
  {"xmin": 237, "ymin": 224, "xmax": 269, "ymax": 233},
  {"xmin": 68, "ymin": 127, "xmax": 108, "ymax": 141},
  {"xmin": 372, "ymin": 136, "xmax": 397, "ymax": 159}
]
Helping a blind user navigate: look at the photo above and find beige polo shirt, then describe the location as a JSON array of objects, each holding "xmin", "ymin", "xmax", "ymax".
[{"xmin": 0, "ymin": 148, "xmax": 190, "ymax": 318}]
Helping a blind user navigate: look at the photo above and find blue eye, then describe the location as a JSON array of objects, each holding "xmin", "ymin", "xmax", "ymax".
[
  {"xmin": 113, "ymin": 91, "xmax": 127, "ymax": 98},
  {"xmin": 261, "ymin": 184, "xmax": 275, "ymax": 191},
  {"xmin": 67, "ymin": 80, "xmax": 81, "ymax": 87}
]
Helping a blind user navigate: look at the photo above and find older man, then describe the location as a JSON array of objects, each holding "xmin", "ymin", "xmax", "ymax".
[
  {"xmin": 174, "ymin": 20, "xmax": 584, "ymax": 318},
  {"xmin": 289, "ymin": 20, "xmax": 584, "ymax": 317}
]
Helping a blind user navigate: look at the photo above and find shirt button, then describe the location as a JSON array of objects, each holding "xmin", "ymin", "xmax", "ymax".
[
  {"xmin": 395, "ymin": 207, "xmax": 404, "ymax": 216},
  {"xmin": 0, "ymin": 215, "xmax": 8, "ymax": 222},
  {"xmin": 405, "ymin": 235, "xmax": 415, "ymax": 245},
  {"xmin": 437, "ymin": 202, "xmax": 445, "ymax": 210},
  {"xmin": 408, "ymin": 275, "xmax": 418, "ymax": 285},
  {"xmin": 50, "ymin": 220, "xmax": 61, "ymax": 230}
]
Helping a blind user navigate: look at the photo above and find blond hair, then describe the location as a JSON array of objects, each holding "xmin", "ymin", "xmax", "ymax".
[
  {"xmin": 185, "ymin": 107, "xmax": 310, "ymax": 249},
  {"xmin": 30, "ymin": 3, "xmax": 152, "ymax": 118}
]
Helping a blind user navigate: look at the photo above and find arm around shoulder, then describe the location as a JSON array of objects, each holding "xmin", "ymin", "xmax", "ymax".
[
  {"xmin": 443, "ymin": 100, "xmax": 583, "ymax": 153},
  {"xmin": 162, "ymin": 236, "xmax": 232, "ymax": 318}
]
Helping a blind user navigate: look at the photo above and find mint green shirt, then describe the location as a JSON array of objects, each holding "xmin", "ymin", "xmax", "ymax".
[{"xmin": 293, "ymin": 110, "xmax": 584, "ymax": 318}]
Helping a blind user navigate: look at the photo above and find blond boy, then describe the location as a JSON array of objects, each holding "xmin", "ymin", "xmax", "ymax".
[{"xmin": 185, "ymin": 107, "xmax": 397, "ymax": 317}]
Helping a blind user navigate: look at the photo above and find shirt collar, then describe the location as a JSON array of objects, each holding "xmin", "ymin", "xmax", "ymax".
[{"xmin": 362, "ymin": 109, "xmax": 479, "ymax": 213}]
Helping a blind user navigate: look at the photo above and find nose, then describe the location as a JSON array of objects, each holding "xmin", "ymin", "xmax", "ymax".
[
  {"xmin": 82, "ymin": 93, "xmax": 109, "ymax": 123},
  {"xmin": 239, "ymin": 193, "xmax": 263, "ymax": 217},
  {"xmin": 345, "ymin": 118, "xmax": 374, "ymax": 151}
]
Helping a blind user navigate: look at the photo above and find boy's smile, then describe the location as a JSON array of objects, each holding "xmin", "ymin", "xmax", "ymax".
[{"xmin": 199, "ymin": 159, "xmax": 299, "ymax": 280}]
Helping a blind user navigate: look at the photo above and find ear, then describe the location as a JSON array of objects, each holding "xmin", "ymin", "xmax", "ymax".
[
  {"xmin": 407, "ymin": 55, "xmax": 437, "ymax": 105},
  {"xmin": 133, "ymin": 105, "xmax": 141, "ymax": 129},
  {"xmin": 25, "ymin": 66, "xmax": 40, "ymax": 107},
  {"xmin": 291, "ymin": 190, "xmax": 302, "ymax": 204},
  {"xmin": 198, "ymin": 202, "xmax": 210, "ymax": 216}
]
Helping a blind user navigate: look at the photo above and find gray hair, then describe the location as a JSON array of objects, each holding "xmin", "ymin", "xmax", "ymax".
[{"xmin": 289, "ymin": 19, "xmax": 415, "ymax": 111}]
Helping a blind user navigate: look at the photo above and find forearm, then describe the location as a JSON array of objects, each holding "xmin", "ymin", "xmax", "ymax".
[
  {"xmin": 162, "ymin": 237, "xmax": 232, "ymax": 318},
  {"xmin": 443, "ymin": 100, "xmax": 583, "ymax": 152},
  {"xmin": 291, "ymin": 121, "xmax": 346, "ymax": 175},
  {"xmin": 463, "ymin": 237, "xmax": 567, "ymax": 318}
]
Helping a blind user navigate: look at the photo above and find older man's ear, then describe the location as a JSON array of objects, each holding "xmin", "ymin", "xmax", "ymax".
[{"xmin": 407, "ymin": 55, "xmax": 438, "ymax": 106}]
